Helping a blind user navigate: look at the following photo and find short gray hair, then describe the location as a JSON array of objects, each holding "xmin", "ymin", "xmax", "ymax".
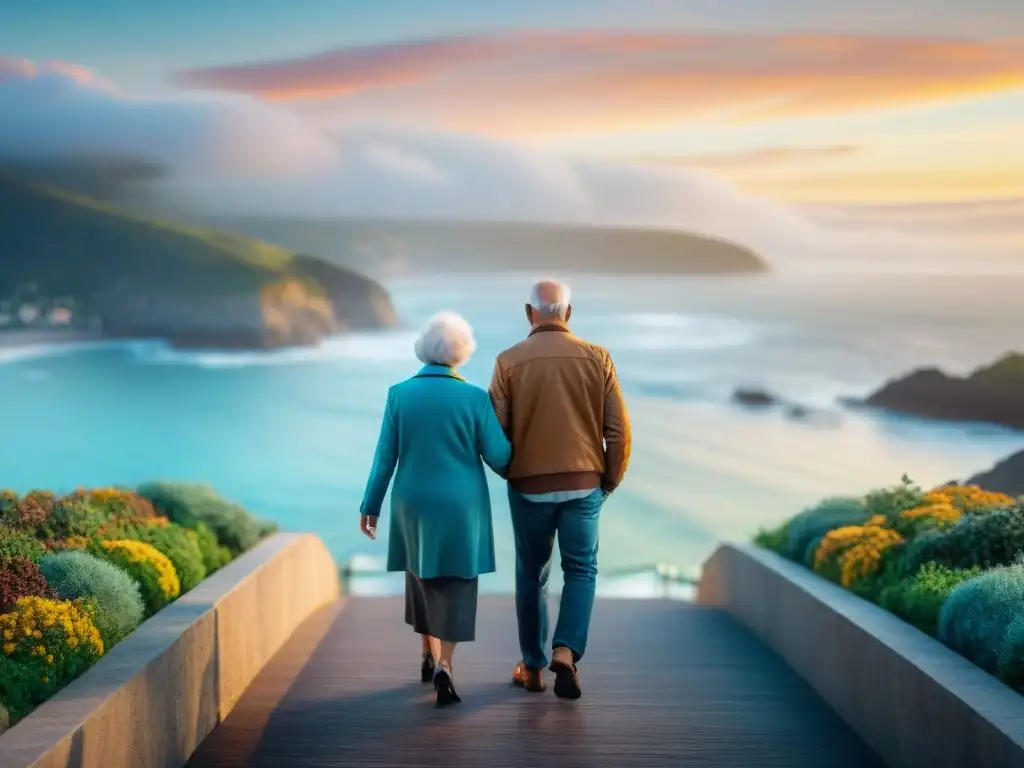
[
  {"xmin": 413, "ymin": 311, "xmax": 477, "ymax": 367},
  {"xmin": 528, "ymin": 278, "xmax": 571, "ymax": 320}
]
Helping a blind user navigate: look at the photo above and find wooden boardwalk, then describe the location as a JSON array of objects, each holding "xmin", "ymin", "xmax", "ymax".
[{"xmin": 188, "ymin": 597, "xmax": 882, "ymax": 767}]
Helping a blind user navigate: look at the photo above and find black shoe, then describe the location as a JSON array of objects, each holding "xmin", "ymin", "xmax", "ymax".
[
  {"xmin": 434, "ymin": 665, "xmax": 462, "ymax": 708},
  {"xmin": 549, "ymin": 658, "xmax": 582, "ymax": 700},
  {"xmin": 421, "ymin": 651, "xmax": 436, "ymax": 684}
]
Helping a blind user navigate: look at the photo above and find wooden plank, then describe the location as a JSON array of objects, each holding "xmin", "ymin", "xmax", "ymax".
[{"xmin": 188, "ymin": 597, "xmax": 882, "ymax": 767}]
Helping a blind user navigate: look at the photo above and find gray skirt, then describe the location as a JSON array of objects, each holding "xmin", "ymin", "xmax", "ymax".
[{"xmin": 404, "ymin": 572, "xmax": 479, "ymax": 643}]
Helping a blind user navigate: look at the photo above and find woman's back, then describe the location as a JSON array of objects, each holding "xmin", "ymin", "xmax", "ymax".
[{"xmin": 392, "ymin": 372, "xmax": 489, "ymax": 482}]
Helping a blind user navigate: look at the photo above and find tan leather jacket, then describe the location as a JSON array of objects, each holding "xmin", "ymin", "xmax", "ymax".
[{"xmin": 488, "ymin": 321, "xmax": 631, "ymax": 495}]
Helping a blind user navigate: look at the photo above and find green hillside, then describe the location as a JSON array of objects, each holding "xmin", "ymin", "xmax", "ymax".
[{"xmin": 0, "ymin": 171, "xmax": 396, "ymax": 348}]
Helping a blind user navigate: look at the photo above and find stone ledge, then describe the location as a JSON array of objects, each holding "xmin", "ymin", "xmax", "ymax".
[
  {"xmin": 0, "ymin": 533, "xmax": 341, "ymax": 768},
  {"xmin": 698, "ymin": 543, "xmax": 1024, "ymax": 768}
]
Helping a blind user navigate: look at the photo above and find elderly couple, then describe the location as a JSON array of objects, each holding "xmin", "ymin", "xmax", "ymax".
[{"xmin": 359, "ymin": 278, "xmax": 631, "ymax": 707}]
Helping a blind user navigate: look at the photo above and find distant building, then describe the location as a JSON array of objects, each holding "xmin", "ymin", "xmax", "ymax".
[
  {"xmin": 48, "ymin": 307, "xmax": 73, "ymax": 326},
  {"xmin": 18, "ymin": 304, "xmax": 40, "ymax": 325}
]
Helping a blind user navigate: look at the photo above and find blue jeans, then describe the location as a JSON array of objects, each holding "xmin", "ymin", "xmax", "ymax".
[{"xmin": 507, "ymin": 487, "xmax": 605, "ymax": 671}]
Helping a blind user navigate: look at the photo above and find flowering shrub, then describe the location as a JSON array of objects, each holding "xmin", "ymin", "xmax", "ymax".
[
  {"xmin": 40, "ymin": 551, "xmax": 144, "ymax": 646},
  {"xmin": 894, "ymin": 498, "xmax": 962, "ymax": 537},
  {"xmin": 43, "ymin": 536, "xmax": 92, "ymax": 553},
  {"xmin": 0, "ymin": 528, "xmax": 45, "ymax": 564},
  {"xmin": 0, "ymin": 596, "xmax": 103, "ymax": 694},
  {"xmin": 0, "ymin": 557, "xmax": 56, "ymax": 613},
  {"xmin": 864, "ymin": 476, "xmax": 924, "ymax": 524},
  {"xmin": 65, "ymin": 488, "xmax": 159, "ymax": 521},
  {"xmin": 813, "ymin": 515, "xmax": 904, "ymax": 591},
  {"xmin": 778, "ymin": 496, "xmax": 870, "ymax": 564},
  {"xmin": 0, "ymin": 481, "xmax": 260, "ymax": 722},
  {"xmin": 0, "ymin": 490, "xmax": 18, "ymax": 519},
  {"xmin": 43, "ymin": 497, "xmax": 115, "ymax": 540},
  {"xmin": 933, "ymin": 485, "xmax": 1016, "ymax": 515},
  {"xmin": 100, "ymin": 518, "xmax": 206, "ymax": 592},
  {"xmin": 900, "ymin": 503, "xmax": 1024, "ymax": 575},
  {"xmin": 755, "ymin": 476, "xmax": 1024, "ymax": 695},
  {"xmin": 99, "ymin": 540, "xmax": 180, "ymax": 616},
  {"xmin": 0, "ymin": 491, "xmax": 54, "ymax": 534}
]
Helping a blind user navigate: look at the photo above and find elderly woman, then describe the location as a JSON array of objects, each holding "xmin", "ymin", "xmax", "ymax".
[{"xmin": 359, "ymin": 311, "xmax": 511, "ymax": 707}]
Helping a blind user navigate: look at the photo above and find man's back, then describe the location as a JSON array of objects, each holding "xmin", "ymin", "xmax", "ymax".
[{"xmin": 489, "ymin": 321, "xmax": 631, "ymax": 494}]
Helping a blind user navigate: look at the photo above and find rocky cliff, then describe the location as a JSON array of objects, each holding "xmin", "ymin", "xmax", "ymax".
[
  {"xmin": 859, "ymin": 353, "xmax": 1024, "ymax": 430},
  {"xmin": 0, "ymin": 173, "xmax": 397, "ymax": 349},
  {"xmin": 965, "ymin": 450, "xmax": 1024, "ymax": 498}
]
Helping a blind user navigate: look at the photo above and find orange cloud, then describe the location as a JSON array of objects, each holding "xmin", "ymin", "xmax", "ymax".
[
  {"xmin": 0, "ymin": 56, "xmax": 111, "ymax": 89},
  {"xmin": 177, "ymin": 32, "xmax": 1024, "ymax": 136},
  {"xmin": 626, "ymin": 145, "xmax": 863, "ymax": 170}
]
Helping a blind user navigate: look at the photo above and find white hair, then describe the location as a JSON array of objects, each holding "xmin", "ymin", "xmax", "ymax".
[
  {"xmin": 528, "ymin": 278, "xmax": 571, "ymax": 320},
  {"xmin": 413, "ymin": 311, "xmax": 477, "ymax": 367}
]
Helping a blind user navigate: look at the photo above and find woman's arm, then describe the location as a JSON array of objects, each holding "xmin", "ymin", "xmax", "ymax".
[
  {"xmin": 359, "ymin": 388, "xmax": 399, "ymax": 518},
  {"xmin": 478, "ymin": 393, "xmax": 512, "ymax": 477}
]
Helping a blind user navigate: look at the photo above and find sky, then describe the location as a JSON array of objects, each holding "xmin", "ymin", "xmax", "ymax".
[{"xmin": 1, "ymin": 0, "xmax": 1023, "ymax": 217}]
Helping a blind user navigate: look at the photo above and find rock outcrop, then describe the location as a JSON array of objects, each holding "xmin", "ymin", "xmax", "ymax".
[
  {"xmin": 965, "ymin": 450, "xmax": 1024, "ymax": 498},
  {"xmin": 858, "ymin": 353, "xmax": 1024, "ymax": 430}
]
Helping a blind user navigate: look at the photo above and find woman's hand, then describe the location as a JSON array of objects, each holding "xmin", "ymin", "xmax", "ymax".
[{"xmin": 360, "ymin": 514, "xmax": 378, "ymax": 540}]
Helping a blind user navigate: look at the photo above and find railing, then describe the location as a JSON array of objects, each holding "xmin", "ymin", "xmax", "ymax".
[{"xmin": 339, "ymin": 560, "xmax": 698, "ymax": 600}]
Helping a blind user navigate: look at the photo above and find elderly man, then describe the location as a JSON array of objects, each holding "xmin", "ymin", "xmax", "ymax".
[{"xmin": 489, "ymin": 278, "xmax": 631, "ymax": 700}]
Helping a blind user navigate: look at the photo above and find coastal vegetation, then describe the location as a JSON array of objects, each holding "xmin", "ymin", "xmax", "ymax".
[
  {"xmin": 755, "ymin": 477, "xmax": 1024, "ymax": 690},
  {"xmin": 0, "ymin": 484, "xmax": 276, "ymax": 728}
]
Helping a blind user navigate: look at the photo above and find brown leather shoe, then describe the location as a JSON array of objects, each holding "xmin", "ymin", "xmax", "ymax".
[
  {"xmin": 512, "ymin": 661, "xmax": 546, "ymax": 692},
  {"xmin": 549, "ymin": 647, "xmax": 582, "ymax": 700}
]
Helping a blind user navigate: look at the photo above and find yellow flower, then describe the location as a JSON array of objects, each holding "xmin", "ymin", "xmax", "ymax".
[
  {"xmin": 814, "ymin": 516, "xmax": 904, "ymax": 588},
  {"xmin": 3, "ymin": 643, "xmax": 15, "ymax": 654}
]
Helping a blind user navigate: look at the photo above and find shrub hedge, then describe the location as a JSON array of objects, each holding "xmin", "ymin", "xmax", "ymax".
[
  {"xmin": 754, "ymin": 476, "xmax": 1024, "ymax": 694},
  {"xmin": 0, "ymin": 482, "xmax": 273, "ymax": 727}
]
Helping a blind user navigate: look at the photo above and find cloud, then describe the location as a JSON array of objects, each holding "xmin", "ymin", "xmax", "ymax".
[
  {"xmin": 177, "ymin": 32, "xmax": 1024, "ymax": 136},
  {"xmin": 0, "ymin": 58, "xmax": 338, "ymax": 176},
  {"xmin": 0, "ymin": 55, "xmax": 1018, "ymax": 272},
  {"xmin": 625, "ymin": 145, "xmax": 863, "ymax": 170}
]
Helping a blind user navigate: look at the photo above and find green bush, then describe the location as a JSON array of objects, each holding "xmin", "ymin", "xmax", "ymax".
[
  {"xmin": 0, "ymin": 528, "xmax": 45, "ymax": 564},
  {"xmin": 98, "ymin": 540, "xmax": 180, "ymax": 617},
  {"xmin": 40, "ymin": 551, "xmax": 144, "ymax": 646},
  {"xmin": 863, "ymin": 475, "xmax": 924, "ymax": 526},
  {"xmin": 101, "ymin": 521, "xmax": 207, "ymax": 592},
  {"xmin": 42, "ymin": 498, "xmax": 115, "ymax": 540},
  {"xmin": 878, "ymin": 563, "xmax": 981, "ymax": 636},
  {"xmin": 900, "ymin": 503, "xmax": 1024, "ymax": 575},
  {"xmin": 193, "ymin": 522, "xmax": 233, "ymax": 573},
  {"xmin": 137, "ymin": 482, "xmax": 266, "ymax": 555},
  {"xmin": 753, "ymin": 520, "xmax": 790, "ymax": 554},
  {"xmin": 938, "ymin": 559, "xmax": 1024, "ymax": 678},
  {"xmin": 780, "ymin": 496, "xmax": 870, "ymax": 564},
  {"xmin": 997, "ymin": 614, "xmax": 1024, "ymax": 690},
  {"xmin": 0, "ymin": 654, "xmax": 51, "ymax": 724}
]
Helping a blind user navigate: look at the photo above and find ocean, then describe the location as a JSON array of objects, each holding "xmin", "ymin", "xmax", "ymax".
[{"xmin": 1, "ymin": 271, "xmax": 1021, "ymax": 595}]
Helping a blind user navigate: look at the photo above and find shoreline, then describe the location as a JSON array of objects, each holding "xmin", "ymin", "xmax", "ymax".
[{"xmin": 0, "ymin": 328, "xmax": 103, "ymax": 349}]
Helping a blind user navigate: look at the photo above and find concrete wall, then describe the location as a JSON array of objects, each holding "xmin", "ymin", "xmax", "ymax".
[
  {"xmin": 698, "ymin": 543, "xmax": 1024, "ymax": 768},
  {"xmin": 0, "ymin": 533, "xmax": 341, "ymax": 768}
]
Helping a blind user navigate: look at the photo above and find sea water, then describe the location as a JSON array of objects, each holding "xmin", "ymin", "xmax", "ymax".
[{"xmin": 1, "ymin": 271, "xmax": 1021, "ymax": 595}]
